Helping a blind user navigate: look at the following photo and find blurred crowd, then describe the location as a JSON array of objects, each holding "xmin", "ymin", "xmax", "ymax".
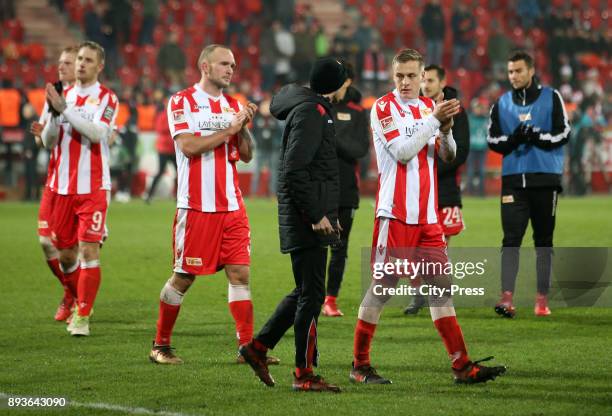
[{"xmin": 0, "ymin": 0, "xmax": 610, "ymax": 201}]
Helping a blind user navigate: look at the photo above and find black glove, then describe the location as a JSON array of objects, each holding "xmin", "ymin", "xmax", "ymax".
[
  {"xmin": 508, "ymin": 123, "xmax": 529, "ymax": 146},
  {"xmin": 47, "ymin": 81, "xmax": 63, "ymax": 117},
  {"xmin": 521, "ymin": 124, "xmax": 541, "ymax": 143}
]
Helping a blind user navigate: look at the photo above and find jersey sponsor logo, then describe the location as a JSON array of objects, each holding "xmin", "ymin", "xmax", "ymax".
[
  {"xmin": 380, "ymin": 116, "xmax": 396, "ymax": 133},
  {"xmin": 502, "ymin": 195, "xmax": 514, "ymax": 203},
  {"xmin": 337, "ymin": 112, "xmax": 351, "ymax": 121},
  {"xmin": 405, "ymin": 121, "xmax": 423, "ymax": 138},
  {"xmin": 86, "ymin": 97, "xmax": 101, "ymax": 105},
  {"xmin": 173, "ymin": 110, "xmax": 186, "ymax": 123},
  {"xmin": 186, "ymin": 257, "xmax": 203, "ymax": 266},
  {"xmin": 377, "ymin": 100, "xmax": 388, "ymax": 112},
  {"xmin": 198, "ymin": 120, "xmax": 231, "ymax": 130}
]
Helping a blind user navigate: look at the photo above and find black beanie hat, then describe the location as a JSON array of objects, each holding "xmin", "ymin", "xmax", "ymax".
[{"xmin": 309, "ymin": 57, "xmax": 347, "ymax": 95}]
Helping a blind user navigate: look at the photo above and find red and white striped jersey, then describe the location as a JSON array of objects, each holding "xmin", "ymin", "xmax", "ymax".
[
  {"xmin": 371, "ymin": 89, "xmax": 439, "ymax": 225},
  {"xmin": 168, "ymin": 84, "xmax": 244, "ymax": 212},
  {"xmin": 48, "ymin": 82, "xmax": 118, "ymax": 195},
  {"xmin": 39, "ymin": 101, "xmax": 58, "ymax": 189}
]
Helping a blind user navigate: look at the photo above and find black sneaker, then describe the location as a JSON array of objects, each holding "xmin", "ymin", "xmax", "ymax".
[
  {"xmin": 238, "ymin": 342, "xmax": 275, "ymax": 387},
  {"xmin": 404, "ymin": 294, "xmax": 427, "ymax": 315},
  {"xmin": 349, "ymin": 362, "xmax": 392, "ymax": 384},
  {"xmin": 453, "ymin": 356, "xmax": 507, "ymax": 384}
]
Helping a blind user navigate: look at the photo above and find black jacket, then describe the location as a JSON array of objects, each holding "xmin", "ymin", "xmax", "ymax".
[
  {"xmin": 271, "ymin": 84, "xmax": 340, "ymax": 253},
  {"xmin": 436, "ymin": 86, "xmax": 470, "ymax": 208},
  {"xmin": 331, "ymin": 86, "xmax": 369, "ymax": 209},
  {"xmin": 488, "ymin": 76, "xmax": 570, "ymax": 189}
]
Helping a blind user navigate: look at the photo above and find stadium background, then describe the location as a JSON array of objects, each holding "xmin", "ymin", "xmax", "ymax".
[
  {"xmin": 0, "ymin": 1, "xmax": 611, "ymax": 415},
  {"xmin": 0, "ymin": 0, "xmax": 609, "ymax": 199}
]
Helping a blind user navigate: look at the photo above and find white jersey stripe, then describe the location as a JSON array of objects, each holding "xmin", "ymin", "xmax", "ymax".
[
  {"xmin": 202, "ymin": 148, "xmax": 216, "ymax": 211},
  {"xmin": 406, "ymin": 157, "xmax": 420, "ymax": 223},
  {"xmin": 427, "ymin": 144, "xmax": 437, "ymax": 223},
  {"xmin": 77, "ymin": 140, "xmax": 90, "ymax": 193}
]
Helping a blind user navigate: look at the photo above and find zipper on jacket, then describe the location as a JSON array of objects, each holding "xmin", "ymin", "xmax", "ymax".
[{"xmin": 522, "ymin": 173, "xmax": 526, "ymax": 188}]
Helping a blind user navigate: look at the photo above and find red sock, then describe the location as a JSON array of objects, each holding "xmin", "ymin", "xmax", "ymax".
[
  {"xmin": 433, "ymin": 316, "xmax": 470, "ymax": 369},
  {"xmin": 324, "ymin": 295, "xmax": 336, "ymax": 305},
  {"xmin": 63, "ymin": 265, "xmax": 80, "ymax": 299},
  {"xmin": 155, "ymin": 300, "xmax": 181, "ymax": 346},
  {"xmin": 295, "ymin": 367, "xmax": 313, "ymax": 378},
  {"xmin": 228, "ymin": 300, "xmax": 253, "ymax": 346},
  {"xmin": 353, "ymin": 319, "xmax": 377, "ymax": 367},
  {"xmin": 46, "ymin": 258, "xmax": 64, "ymax": 284},
  {"xmin": 253, "ymin": 338, "xmax": 268, "ymax": 352},
  {"xmin": 77, "ymin": 265, "xmax": 101, "ymax": 316},
  {"xmin": 48, "ymin": 258, "xmax": 73, "ymax": 302}
]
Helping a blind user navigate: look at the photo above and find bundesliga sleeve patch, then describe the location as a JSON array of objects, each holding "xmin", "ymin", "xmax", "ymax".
[
  {"xmin": 172, "ymin": 110, "xmax": 186, "ymax": 123},
  {"xmin": 102, "ymin": 105, "xmax": 115, "ymax": 122},
  {"xmin": 380, "ymin": 116, "xmax": 396, "ymax": 134}
]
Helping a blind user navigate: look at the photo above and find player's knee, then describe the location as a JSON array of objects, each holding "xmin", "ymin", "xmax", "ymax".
[
  {"xmin": 226, "ymin": 265, "xmax": 249, "ymax": 285},
  {"xmin": 79, "ymin": 242, "xmax": 100, "ymax": 262},
  {"xmin": 160, "ymin": 279, "xmax": 185, "ymax": 305},
  {"xmin": 171, "ymin": 272, "xmax": 194, "ymax": 292},
  {"xmin": 38, "ymin": 236, "xmax": 58, "ymax": 258},
  {"xmin": 59, "ymin": 248, "xmax": 78, "ymax": 270}
]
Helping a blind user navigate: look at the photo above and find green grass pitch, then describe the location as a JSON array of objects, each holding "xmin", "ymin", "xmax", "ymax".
[{"xmin": 1, "ymin": 196, "xmax": 611, "ymax": 415}]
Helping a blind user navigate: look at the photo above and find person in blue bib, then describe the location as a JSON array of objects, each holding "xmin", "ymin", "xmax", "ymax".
[{"xmin": 487, "ymin": 51, "xmax": 570, "ymax": 318}]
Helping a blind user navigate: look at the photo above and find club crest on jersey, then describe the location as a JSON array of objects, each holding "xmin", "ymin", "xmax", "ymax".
[
  {"xmin": 86, "ymin": 97, "xmax": 100, "ymax": 105},
  {"xmin": 380, "ymin": 116, "xmax": 396, "ymax": 133},
  {"xmin": 223, "ymin": 107, "xmax": 236, "ymax": 113},
  {"xmin": 186, "ymin": 257, "xmax": 203, "ymax": 266},
  {"xmin": 422, "ymin": 107, "xmax": 433, "ymax": 116},
  {"xmin": 173, "ymin": 110, "xmax": 186, "ymax": 123}
]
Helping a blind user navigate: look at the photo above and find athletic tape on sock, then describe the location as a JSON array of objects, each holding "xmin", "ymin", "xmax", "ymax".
[
  {"xmin": 429, "ymin": 294, "xmax": 456, "ymax": 321},
  {"xmin": 228, "ymin": 284, "xmax": 251, "ymax": 302},
  {"xmin": 160, "ymin": 280, "xmax": 184, "ymax": 305},
  {"xmin": 358, "ymin": 306, "xmax": 383, "ymax": 324},
  {"xmin": 81, "ymin": 260, "xmax": 101, "ymax": 269}
]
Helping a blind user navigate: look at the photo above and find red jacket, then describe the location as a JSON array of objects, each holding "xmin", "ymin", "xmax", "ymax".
[{"xmin": 155, "ymin": 109, "xmax": 175, "ymax": 155}]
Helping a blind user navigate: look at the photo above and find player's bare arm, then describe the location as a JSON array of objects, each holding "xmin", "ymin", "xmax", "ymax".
[
  {"xmin": 237, "ymin": 102, "xmax": 257, "ymax": 163},
  {"xmin": 434, "ymin": 99, "xmax": 459, "ymax": 163},
  {"xmin": 176, "ymin": 112, "xmax": 247, "ymax": 157}
]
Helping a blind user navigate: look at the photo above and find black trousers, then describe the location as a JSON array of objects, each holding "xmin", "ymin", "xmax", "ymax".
[
  {"xmin": 256, "ymin": 246, "xmax": 327, "ymax": 368},
  {"xmin": 326, "ymin": 207, "xmax": 355, "ymax": 297},
  {"xmin": 500, "ymin": 186, "xmax": 558, "ymax": 295},
  {"xmin": 148, "ymin": 153, "xmax": 177, "ymax": 199}
]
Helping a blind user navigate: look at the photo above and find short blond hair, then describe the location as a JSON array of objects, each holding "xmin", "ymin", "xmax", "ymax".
[
  {"xmin": 197, "ymin": 44, "xmax": 231, "ymax": 69},
  {"xmin": 61, "ymin": 45, "xmax": 79, "ymax": 55},
  {"xmin": 79, "ymin": 40, "xmax": 105, "ymax": 64},
  {"xmin": 392, "ymin": 48, "xmax": 424, "ymax": 68}
]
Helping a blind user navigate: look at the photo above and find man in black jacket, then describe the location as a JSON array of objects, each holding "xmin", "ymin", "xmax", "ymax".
[
  {"xmin": 323, "ymin": 63, "xmax": 370, "ymax": 317},
  {"xmin": 240, "ymin": 57, "xmax": 346, "ymax": 393},
  {"xmin": 404, "ymin": 64, "xmax": 470, "ymax": 315},
  {"xmin": 488, "ymin": 51, "xmax": 570, "ymax": 318}
]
